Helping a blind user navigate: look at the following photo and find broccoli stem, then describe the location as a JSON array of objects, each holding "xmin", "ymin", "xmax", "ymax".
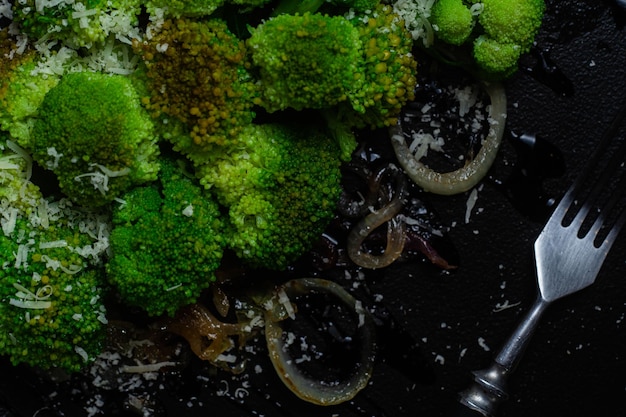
[{"xmin": 322, "ymin": 109, "xmax": 358, "ymax": 162}]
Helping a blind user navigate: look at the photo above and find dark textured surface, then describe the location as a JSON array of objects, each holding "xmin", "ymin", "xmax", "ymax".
[{"xmin": 2, "ymin": 1, "xmax": 626, "ymax": 416}]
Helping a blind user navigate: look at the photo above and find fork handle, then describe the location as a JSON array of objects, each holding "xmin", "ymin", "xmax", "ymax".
[{"xmin": 456, "ymin": 296, "xmax": 551, "ymax": 416}]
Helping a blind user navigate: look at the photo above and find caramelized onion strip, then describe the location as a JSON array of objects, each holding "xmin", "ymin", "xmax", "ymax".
[
  {"xmin": 390, "ymin": 82, "xmax": 507, "ymax": 195},
  {"xmin": 264, "ymin": 278, "xmax": 376, "ymax": 406},
  {"xmin": 347, "ymin": 164, "xmax": 409, "ymax": 269},
  {"xmin": 164, "ymin": 303, "xmax": 245, "ymax": 363}
]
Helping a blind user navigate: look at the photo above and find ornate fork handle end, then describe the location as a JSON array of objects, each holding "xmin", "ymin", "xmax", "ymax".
[
  {"xmin": 458, "ymin": 362, "xmax": 510, "ymax": 417},
  {"xmin": 457, "ymin": 297, "xmax": 551, "ymax": 417}
]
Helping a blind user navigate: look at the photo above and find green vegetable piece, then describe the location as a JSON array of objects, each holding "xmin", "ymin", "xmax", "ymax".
[
  {"xmin": 11, "ymin": 0, "xmax": 143, "ymax": 48},
  {"xmin": 479, "ymin": 0, "xmax": 546, "ymax": 53},
  {"xmin": 134, "ymin": 18, "xmax": 256, "ymax": 154},
  {"xmin": 198, "ymin": 123, "xmax": 343, "ymax": 271},
  {"xmin": 472, "ymin": 35, "xmax": 521, "ymax": 77},
  {"xmin": 0, "ymin": 142, "xmax": 110, "ymax": 372},
  {"xmin": 343, "ymin": 4, "xmax": 418, "ymax": 129},
  {"xmin": 431, "ymin": 0, "xmax": 476, "ymax": 46},
  {"xmin": 0, "ymin": 32, "xmax": 59, "ymax": 148},
  {"xmin": 247, "ymin": 12, "xmax": 362, "ymax": 112},
  {"xmin": 107, "ymin": 157, "xmax": 225, "ymax": 317},
  {"xmin": 31, "ymin": 71, "xmax": 160, "ymax": 207},
  {"xmin": 471, "ymin": 0, "xmax": 545, "ymax": 78}
]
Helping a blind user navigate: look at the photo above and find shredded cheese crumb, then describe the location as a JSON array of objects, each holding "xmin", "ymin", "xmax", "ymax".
[
  {"xmin": 182, "ymin": 204, "xmax": 194, "ymax": 217},
  {"xmin": 465, "ymin": 188, "xmax": 479, "ymax": 224},
  {"xmin": 277, "ymin": 288, "xmax": 296, "ymax": 320},
  {"xmin": 121, "ymin": 361, "xmax": 177, "ymax": 373},
  {"xmin": 75, "ymin": 345, "xmax": 90, "ymax": 362}
]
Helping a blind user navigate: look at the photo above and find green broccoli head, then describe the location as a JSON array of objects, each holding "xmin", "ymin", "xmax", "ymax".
[
  {"xmin": 247, "ymin": 7, "xmax": 416, "ymax": 129},
  {"xmin": 1, "ymin": 139, "xmax": 42, "ymax": 218},
  {"xmin": 11, "ymin": 0, "xmax": 143, "ymax": 48},
  {"xmin": 133, "ymin": 17, "xmax": 256, "ymax": 154},
  {"xmin": 30, "ymin": 71, "xmax": 160, "ymax": 208},
  {"xmin": 0, "ymin": 31, "xmax": 60, "ymax": 148},
  {"xmin": 0, "ymin": 233, "xmax": 109, "ymax": 373},
  {"xmin": 247, "ymin": 12, "xmax": 363, "ymax": 113},
  {"xmin": 472, "ymin": 0, "xmax": 545, "ymax": 78},
  {"xmin": 343, "ymin": 4, "xmax": 418, "ymax": 129},
  {"xmin": 1, "ymin": 143, "xmax": 110, "ymax": 372},
  {"xmin": 425, "ymin": 0, "xmax": 545, "ymax": 79},
  {"xmin": 472, "ymin": 35, "xmax": 522, "ymax": 77},
  {"xmin": 107, "ymin": 157, "xmax": 226, "ymax": 317},
  {"xmin": 431, "ymin": 0, "xmax": 476, "ymax": 46},
  {"xmin": 197, "ymin": 123, "xmax": 343, "ymax": 271},
  {"xmin": 479, "ymin": 0, "xmax": 545, "ymax": 51}
]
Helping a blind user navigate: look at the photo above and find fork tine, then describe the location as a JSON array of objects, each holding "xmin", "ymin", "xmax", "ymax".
[
  {"xmin": 577, "ymin": 139, "xmax": 626, "ymax": 243},
  {"xmin": 604, "ymin": 201, "xmax": 626, "ymax": 246},
  {"xmin": 557, "ymin": 98, "xmax": 626, "ymax": 229},
  {"xmin": 573, "ymin": 142, "xmax": 625, "ymax": 222}
]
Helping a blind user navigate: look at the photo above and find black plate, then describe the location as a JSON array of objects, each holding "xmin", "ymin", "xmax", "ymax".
[{"xmin": 2, "ymin": 1, "xmax": 626, "ymax": 416}]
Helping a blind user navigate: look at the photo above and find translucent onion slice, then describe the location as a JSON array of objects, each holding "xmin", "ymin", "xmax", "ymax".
[
  {"xmin": 346, "ymin": 164, "xmax": 409, "ymax": 269},
  {"xmin": 390, "ymin": 82, "xmax": 507, "ymax": 195},
  {"xmin": 264, "ymin": 278, "xmax": 376, "ymax": 406}
]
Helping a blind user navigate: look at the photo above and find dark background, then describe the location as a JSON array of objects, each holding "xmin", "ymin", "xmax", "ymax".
[{"xmin": 2, "ymin": 1, "xmax": 626, "ymax": 416}]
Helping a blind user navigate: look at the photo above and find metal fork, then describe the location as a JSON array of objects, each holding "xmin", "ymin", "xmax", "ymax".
[{"xmin": 455, "ymin": 106, "xmax": 626, "ymax": 417}]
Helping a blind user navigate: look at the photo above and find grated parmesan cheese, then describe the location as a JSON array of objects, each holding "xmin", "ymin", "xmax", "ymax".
[
  {"xmin": 75, "ymin": 345, "xmax": 90, "ymax": 362},
  {"xmin": 478, "ymin": 337, "xmax": 491, "ymax": 352},
  {"xmin": 46, "ymin": 147, "xmax": 63, "ymax": 169},
  {"xmin": 39, "ymin": 239, "xmax": 68, "ymax": 249},
  {"xmin": 0, "ymin": 0, "xmax": 12, "ymax": 19},
  {"xmin": 465, "ymin": 188, "xmax": 479, "ymax": 223},
  {"xmin": 182, "ymin": 204, "xmax": 194, "ymax": 217},
  {"xmin": 277, "ymin": 288, "xmax": 296, "ymax": 320},
  {"xmin": 1, "ymin": 207, "xmax": 18, "ymax": 236},
  {"xmin": 121, "ymin": 361, "xmax": 178, "ymax": 373}
]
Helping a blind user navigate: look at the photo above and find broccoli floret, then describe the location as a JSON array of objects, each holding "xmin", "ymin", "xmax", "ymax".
[
  {"xmin": 479, "ymin": 0, "xmax": 545, "ymax": 50},
  {"xmin": 30, "ymin": 71, "xmax": 160, "ymax": 208},
  {"xmin": 468, "ymin": 0, "xmax": 545, "ymax": 78},
  {"xmin": 106, "ymin": 157, "xmax": 226, "ymax": 317},
  {"xmin": 0, "ymin": 139, "xmax": 41, "ymax": 215},
  {"xmin": 399, "ymin": 0, "xmax": 545, "ymax": 80},
  {"xmin": 472, "ymin": 34, "xmax": 522, "ymax": 77},
  {"xmin": 343, "ymin": 4, "xmax": 418, "ymax": 129},
  {"xmin": 133, "ymin": 18, "xmax": 256, "ymax": 155},
  {"xmin": 247, "ymin": 7, "xmax": 417, "ymax": 129},
  {"xmin": 11, "ymin": 0, "xmax": 142, "ymax": 48},
  {"xmin": 1, "ymin": 140, "xmax": 110, "ymax": 373},
  {"xmin": 247, "ymin": 12, "xmax": 362, "ymax": 113},
  {"xmin": 430, "ymin": 0, "xmax": 475, "ymax": 46},
  {"xmin": 197, "ymin": 123, "xmax": 343, "ymax": 271},
  {"xmin": 11, "ymin": 0, "xmax": 142, "ymax": 49},
  {"xmin": 0, "ymin": 31, "xmax": 59, "ymax": 148}
]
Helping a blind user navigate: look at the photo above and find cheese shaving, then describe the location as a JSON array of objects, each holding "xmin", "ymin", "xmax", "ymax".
[
  {"xmin": 277, "ymin": 288, "xmax": 296, "ymax": 320},
  {"xmin": 465, "ymin": 188, "xmax": 479, "ymax": 223},
  {"xmin": 121, "ymin": 361, "xmax": 178, "ymax": 373},
  {"xmin": 9, "ymin": 298, "xmax": 52, "ymax": 309}
]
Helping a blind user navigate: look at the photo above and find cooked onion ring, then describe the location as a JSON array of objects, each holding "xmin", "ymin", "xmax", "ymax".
[
  {"xmin": 347, "ymin": 163, "xmax": 409, "ymax": 269},
  {"xmin": 390, "ymin": 82, "xmax": 507, "ymax": 195},
  {"xmin": 164, "ymin": 303, "xmax": 245, "ymax": 364},
  {"xmin": 264, "ymin": 278, "xmax": 376, "ymax": 406}
]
